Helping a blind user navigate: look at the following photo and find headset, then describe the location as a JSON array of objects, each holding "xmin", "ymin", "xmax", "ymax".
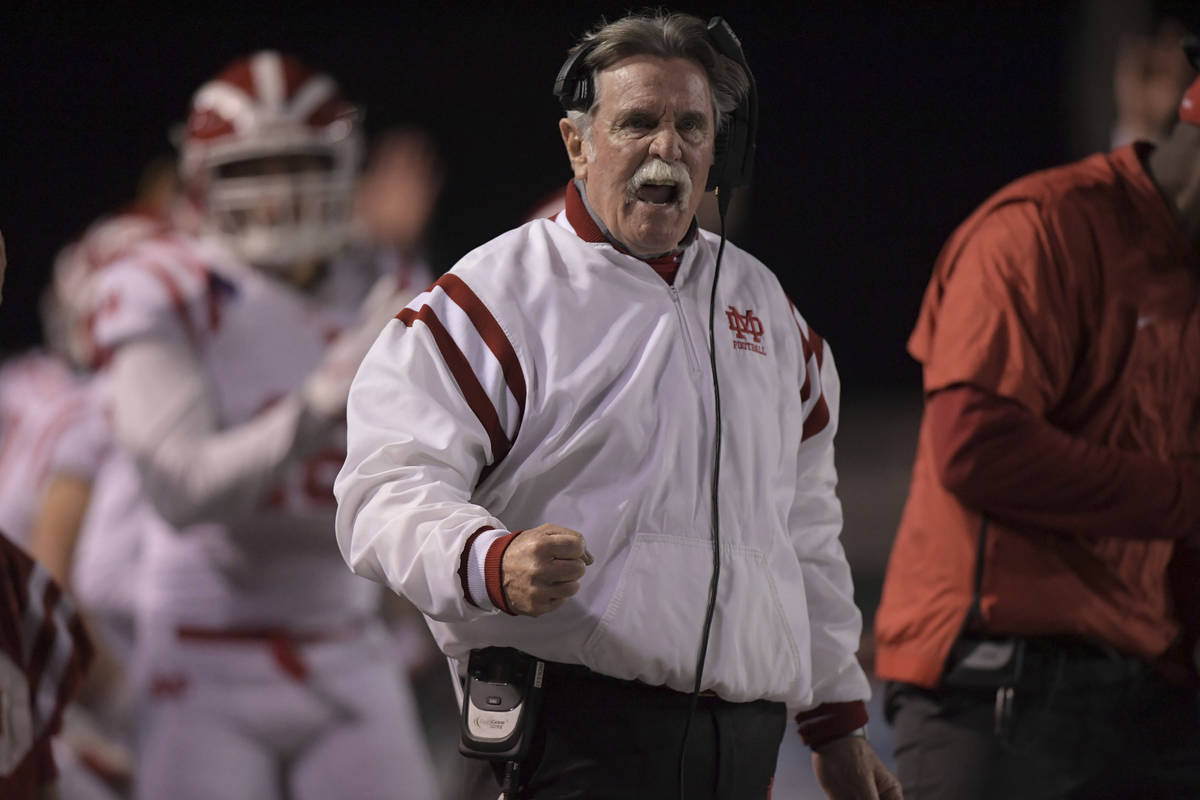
[
  {"xmin": 553, "ymin": 16, "xmax": 758, "ymax": 217},
  {"xmin": 552, "ymin": 16, "xmax": 759, "ymax": 800},
  {"xmin": 1185, "ymin": 35, "xmax": 1200, "ymax": 70}
]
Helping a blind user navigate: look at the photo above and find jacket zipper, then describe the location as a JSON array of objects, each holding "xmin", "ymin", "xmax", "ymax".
[{"xmin": 669, "ymin": 286, "xmax": 704, "ymax": 376}]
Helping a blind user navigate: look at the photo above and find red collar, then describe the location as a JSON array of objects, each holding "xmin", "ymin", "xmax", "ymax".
[{"xmin": 563, "ymin": 179, "xmax": 694, "ymax": 279}]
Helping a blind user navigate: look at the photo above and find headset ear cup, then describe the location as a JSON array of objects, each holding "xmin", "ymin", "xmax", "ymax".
[
  {"xmin": 705, "ymin": 17, "xmax": 758, "ymax": 204},
  {"xmin": 554, "ymin": 45, "xmax": 595, "ymax": 113}
]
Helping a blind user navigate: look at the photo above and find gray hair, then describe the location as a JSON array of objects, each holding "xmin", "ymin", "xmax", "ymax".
[{"xmin": 565, "ymin": 11, "xmax": 750, "ymax": 142}]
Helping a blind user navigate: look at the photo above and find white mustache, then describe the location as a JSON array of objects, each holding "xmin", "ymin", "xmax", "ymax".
[{"xmin": 625, "ymin": 159, "xmax": 692, "ymax": 209}]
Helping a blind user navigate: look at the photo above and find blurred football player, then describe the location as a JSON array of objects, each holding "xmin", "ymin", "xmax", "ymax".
[
  {"xmin": 353, "ymin": 127, "xmax": 442, "ymax": 257},
  {"xmin": 28, "ymin": 206, "xmax": 175, "ymax": 800},
  {"xmin": 88, "ymin": 52, "xmax": 438, "ymax": 800},
  {"xmin": 0, "ymin": 228, "xmax": 96, "ymax": 800}
]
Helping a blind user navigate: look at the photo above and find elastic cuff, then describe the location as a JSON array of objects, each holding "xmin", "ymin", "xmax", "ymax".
[
  {"xmin": 484, "ymin": 531, "xmax": 524, "ymax": 615},
  {"xmin": 456, "ymin": 525, "xmax": 495, "ymax": 609},
  {"xmin": 795, "ymin": 699, "xmax": 869, "ymax": 748}
]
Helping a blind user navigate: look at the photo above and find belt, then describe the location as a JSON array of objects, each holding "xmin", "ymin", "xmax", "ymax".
[
  {"xmin": 541, "ymin": 660, "xmax": 722, "ymax": 700},
  {"xmin": 176, "ymin": 620, "xmax": 367, "ymax": 681},
  {"xmin": 943, "ymin": 634, "xmax": 1145, "ymax": 692},
  {"xmin": 940, "ymin": 634, "xmax": 1148, "ymax": 739}
]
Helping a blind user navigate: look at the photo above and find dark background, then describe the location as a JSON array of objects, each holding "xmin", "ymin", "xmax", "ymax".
[{"xmin": 1, "ymin": 1, "xmax": 1194, "ymax": 396}]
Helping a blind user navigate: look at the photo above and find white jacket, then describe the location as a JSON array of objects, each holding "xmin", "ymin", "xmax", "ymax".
[{"xmin": 334, "ymin": 208, "xmax": 870, "ymax": 714}]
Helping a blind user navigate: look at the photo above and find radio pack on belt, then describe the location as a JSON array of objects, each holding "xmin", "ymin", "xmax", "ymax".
[{"xmin": 459, "ymin": 647, "xmax": 545, "ymax": 761}]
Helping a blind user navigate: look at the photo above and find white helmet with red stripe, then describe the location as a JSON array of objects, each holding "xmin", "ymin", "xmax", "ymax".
[{"xmin": 181, "ymin": 50, "xmax": 362, "ymax": 278}]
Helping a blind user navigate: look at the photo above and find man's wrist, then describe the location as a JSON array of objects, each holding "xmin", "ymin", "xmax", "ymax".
[
  {"xmin": 811, "ymin": 726, "xmax": 868, "ymax": 753},
  {"xmin": 794, "ymin": 699, "xmax": 869, "ymax": 748},
  {"xmin": 484, "ymin": 530, "xmax": 524, "ymax": 615}
]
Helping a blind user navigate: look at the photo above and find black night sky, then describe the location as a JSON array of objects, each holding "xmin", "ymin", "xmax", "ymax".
[{"xmin": 0, "ymin": 2, "xmax": 1164, "ymax": 397}]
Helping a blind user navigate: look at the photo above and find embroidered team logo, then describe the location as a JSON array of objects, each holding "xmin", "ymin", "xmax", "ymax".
[{"xmin": 726, "ymin": 306, "xmax": 766, "ymax": 355}]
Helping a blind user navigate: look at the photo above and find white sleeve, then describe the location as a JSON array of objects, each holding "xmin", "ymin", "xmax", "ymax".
[
  {"xmin": 110, "ymin": 337, "xmax": 335, "ymax": 528},
  {"xmin": 45, "ymin": 380, "xmax": 111, "ymax": 482},
  {"xmin": 334, "ymin": 285, "xmax": 520, "ymax": 623},
  {"xmin": 789, "ymin": 338, "xmax": 872, "ymax": 709}
]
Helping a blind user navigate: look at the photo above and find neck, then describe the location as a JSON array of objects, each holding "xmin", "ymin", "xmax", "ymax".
[
  {"xmin": 1146, "ymin": 127, "xmax": 1200, "ymax": 245},
  {"xmin": 572, "ymin": 178, "xmax": 694, "ymax": 259}
]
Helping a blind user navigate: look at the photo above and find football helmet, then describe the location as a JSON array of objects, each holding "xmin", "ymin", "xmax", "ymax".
[{"xmin": 181, "ymin": 51, "xmax": 362, "ymax": 279}]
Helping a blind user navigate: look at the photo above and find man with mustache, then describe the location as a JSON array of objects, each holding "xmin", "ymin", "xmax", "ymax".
[{"xmin": 335, "ymin": 11, "xmax": 899, "ymax": 799}]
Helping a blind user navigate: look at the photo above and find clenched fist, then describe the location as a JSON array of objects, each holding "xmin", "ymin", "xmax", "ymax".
[{"xmin": 501, "ymin": 524, "xmax": 593, "ymax": 616}]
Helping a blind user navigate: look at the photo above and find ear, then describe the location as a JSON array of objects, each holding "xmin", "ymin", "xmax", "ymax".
[{"xmin": 559, "ymin": 117, "xmax": 589, "ymax": 180}]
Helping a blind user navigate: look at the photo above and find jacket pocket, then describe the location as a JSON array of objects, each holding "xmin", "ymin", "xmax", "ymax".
[{"xmin": 581, "ymin": 532, "xmax": 804, "ymax": 702}]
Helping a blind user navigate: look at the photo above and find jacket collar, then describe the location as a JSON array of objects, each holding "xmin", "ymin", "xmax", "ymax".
[{"xmin": 564, "ymin": 178, "xmax": 697, "ymax": 265}]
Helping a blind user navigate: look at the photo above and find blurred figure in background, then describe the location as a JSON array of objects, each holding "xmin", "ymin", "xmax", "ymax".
[
  {"xmin": 0, "ymin": 228, "xmax": 96, "ymax": 800},
  {"xmin": 353, "ymin": 127, "xmax": 443, "ymax": 259},
  {"xmin": 0, "ymin": 147, "xmax": 176, "ymax": 800},
  {"xmin": 26, "ymin": 187, "xmax": 181, "ymax": 799},
  {"xmin": 352, "ymin": 125, "xmax": 488, "ymax": 797},
  {"xmin": 1111, "ymin": 16, "xmax": 1194, "ymax": 146},
  {"xmin": 874, "ymin": 44, "xmax": 1200, "ymax": 800},
  {"xmin": 88, "ymin": 51, "xmax": 438, "ymax": 800}
]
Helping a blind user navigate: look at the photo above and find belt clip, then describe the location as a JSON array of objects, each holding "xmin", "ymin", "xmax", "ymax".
[{"xmin": 993, "ymin": 686, "xmax": 1014, "ymax": 738}]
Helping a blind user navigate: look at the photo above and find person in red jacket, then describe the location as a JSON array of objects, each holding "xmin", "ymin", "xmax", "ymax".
[{"xmin": 874, "ymin": 46, "xmax": 1200, "ymax": 799}]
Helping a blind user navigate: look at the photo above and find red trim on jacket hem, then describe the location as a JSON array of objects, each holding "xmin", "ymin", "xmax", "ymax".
[
  {"xmin": 794, "ymin": 700, "xmax": 869, "ymax": 748},
  {"xmin": 484, "ymin": 531, "xmax": 523, "ymax": 615}
]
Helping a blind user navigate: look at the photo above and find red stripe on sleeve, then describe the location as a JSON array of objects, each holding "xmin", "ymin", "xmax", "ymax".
[
  {"xmin": 802, "ymin": 398, "xmax": 831, "ymax": 441},
  {"xmin": 145, "ymin": 260, "xmax": 200, "ymax": 347},
  {"xmin": 435, "ymin": 274, "xmax": 527, "ymax": 426},
  {"xmin": 805, "ymin": 328, "xmax": 825, "ymax": 370},
  {"xmin": 421, "ymin": 307, "xmax": 510, "ymax": 464},
  {"xmin": 797, "ymin": 322, "xmax": 830, "ymax": 441}
]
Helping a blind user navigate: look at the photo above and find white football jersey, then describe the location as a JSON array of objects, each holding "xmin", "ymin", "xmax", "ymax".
[
  {"xmin": 0, "ymin": 352, "xmax": 87, "ymax": 545},
  {"xmin": 92, "ymin": 233, "xmax": 431, "ymax": 629},
  {"xmin": 47, "ymin": 374, "xmax": 141, "ymax": 618}
]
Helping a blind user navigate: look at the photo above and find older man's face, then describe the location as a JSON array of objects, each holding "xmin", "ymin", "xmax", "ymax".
[{"xmin": 564, "ymin": 55, "xmax": 715, "ymax": 256}]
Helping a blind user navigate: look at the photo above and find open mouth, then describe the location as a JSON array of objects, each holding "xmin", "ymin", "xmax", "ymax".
[{"xmin": 635, "ymin": 183, "xmax": 679, "ymax": 206}]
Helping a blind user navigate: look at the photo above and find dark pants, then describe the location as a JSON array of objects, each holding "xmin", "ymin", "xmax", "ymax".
[
  {"xmin": 886, "ymin": 640, "xmax": 1200, "ymax": 800},
  {"xmin": 491, "ymin": 663, "xmax": 786, "ymax": 800}
]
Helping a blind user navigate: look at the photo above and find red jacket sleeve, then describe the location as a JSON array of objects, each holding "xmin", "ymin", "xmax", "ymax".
[{"xmin": 927, "ymin": 383, "xmax": 1200, "ymax": 541}]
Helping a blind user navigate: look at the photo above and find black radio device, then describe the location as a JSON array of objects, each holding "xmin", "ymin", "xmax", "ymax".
[
  {"xmin": 458, "ymin": 647, "xmax": 545, "ymax": 761},
  {"xmin": 552, "ymin": 16, "xmax": 759, "ymax": 216}
]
